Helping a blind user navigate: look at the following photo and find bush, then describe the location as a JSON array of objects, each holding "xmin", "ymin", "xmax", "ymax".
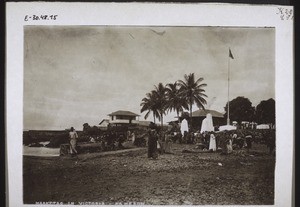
[{"xmin": 46, "ymin": 133, "xmax": 69, "ymax": 148}]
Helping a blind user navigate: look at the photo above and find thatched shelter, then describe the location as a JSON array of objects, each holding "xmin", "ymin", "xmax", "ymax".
[{"xmin": 179, "ymin": 109, "xmax": 226, "ymax": 131}]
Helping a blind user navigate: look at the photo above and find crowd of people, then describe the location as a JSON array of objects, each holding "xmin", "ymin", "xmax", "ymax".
[
  {"xmin": 66, "ymin": 124, "xmax": 275, "ymax": 158},
  {"xmin": 146, "ymin": 124, "xmax": 276, "ymax": 159},
  {"xmin": 66, "ymin": 127, "xmax": 149, "ymax": 156}
]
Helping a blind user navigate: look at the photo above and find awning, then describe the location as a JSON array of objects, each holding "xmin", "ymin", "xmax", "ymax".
[{"xmin": 218, "ymin": 125, "xmax": 237, "ymax": 131}]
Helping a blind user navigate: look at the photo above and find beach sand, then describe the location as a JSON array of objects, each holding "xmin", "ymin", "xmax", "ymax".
[{"xmin": 23, "ymin": 143, "xmax": 275, "ymax": 205}]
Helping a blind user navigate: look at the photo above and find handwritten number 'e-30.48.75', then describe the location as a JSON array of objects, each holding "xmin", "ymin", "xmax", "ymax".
[{"xmin": 24, "ymin": 15, "xmax": 58, "ymax": 21}]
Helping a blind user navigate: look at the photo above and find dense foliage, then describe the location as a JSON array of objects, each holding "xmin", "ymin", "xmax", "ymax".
[
  {"xmin": 255, "ymin": 98, "xmax": 275, "ymax": 125},
  {"xmin": 141, "ymin": 73, "xmax": 207, "ymax": 129},
  {"xmin": 224, "ymin": 96, "xmax": 255, "ymax": 123}
]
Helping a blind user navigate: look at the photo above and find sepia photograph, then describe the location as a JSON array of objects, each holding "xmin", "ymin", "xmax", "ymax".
[
  {"xmin": 6, "ymin": 2, "xmax": 293, "ymax": 207},
  {"xmin": 22, "ymin": 25, "xmax": 276, "ymax": 205}
]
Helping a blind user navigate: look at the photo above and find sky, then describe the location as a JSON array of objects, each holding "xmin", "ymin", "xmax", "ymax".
[{"xmin": 24, "ymin": 26, "xmax": 275, "ymax": 130}]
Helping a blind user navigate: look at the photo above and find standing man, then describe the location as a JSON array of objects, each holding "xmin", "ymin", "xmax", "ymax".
[
  {"xmin": 245, "ymin": 133, "xmax": 253, "ymax": 152},
  {"xmin": 148, "ymin": 129, "xmax": 158, "ymax": 159},
  {"xmin": 131, "ymin": 132, "xmax": 136, "ymax": 144},
  {"xmin": 127, "ymin": 130, "xmax": 131, "ymax": 141},
  {"xmin": 266, "ymin": 130, "xmax": 275, "ymax": 155},
  {"xmin": 69, "ymin": 127, "xmax": 78, "ymax": 156},
  {"xmin": 164, "ymin": 130, "xmax": 173, "ymax": 154}
]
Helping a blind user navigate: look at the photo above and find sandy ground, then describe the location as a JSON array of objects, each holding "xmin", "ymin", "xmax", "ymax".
[
  {"xmin": 23, "ymin": 146, "xmax": 60, "ymax": 157},
  {"xmin": 23, "ymin": 143, "xmax": 275, "ymax": 205}
]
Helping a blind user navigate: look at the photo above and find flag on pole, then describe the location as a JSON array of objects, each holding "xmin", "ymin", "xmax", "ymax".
[{"xmin": 229, "ymin": 48, "xmax": 234, "ymax": 59}]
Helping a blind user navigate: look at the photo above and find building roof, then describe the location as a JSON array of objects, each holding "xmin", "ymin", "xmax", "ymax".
[
  {"xmin": 191, "ymin": 109, "xmax": 224, "ymax": 118},
  {"xmin": 108, "ymin": 110, "xmax": 139, "ymax": 117},
  {"xmin": 99, "ymin": 119, "xmax": 109, "ymax": 125},
  {"xmin": 167, "ymin": 120, "xmax": 179, "ymax": 124}
]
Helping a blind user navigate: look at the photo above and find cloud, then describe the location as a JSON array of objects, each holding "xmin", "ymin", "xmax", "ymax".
[{"xmin": 24, "ymin": 26, "xmax": 275, "ymax": 130}]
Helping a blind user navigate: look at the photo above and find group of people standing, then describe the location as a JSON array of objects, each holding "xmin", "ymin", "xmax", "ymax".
[
  {"xmin": 147, "ymin": 123, "xmax": 173, "ymax": 159},
  {"xmin": 199, "ymin": 130, "xmax": 252, "ymax": 154},
  {"xmin": 66, "ymin": 125, "xmax": 274, "ymax": 159}
]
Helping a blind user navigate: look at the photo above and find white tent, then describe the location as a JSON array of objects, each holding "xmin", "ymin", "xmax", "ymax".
[
  {"xmin": 219, "ymin": 125, "xmax": 237, "ymax": 131},
  {"xmin": 256, "ymin": 124, "xmax": 270, "ymax": 129},
  {"xmin": 180, "ymin": 118, "xmax": 189, "ymax": 135},
  {"xmin": 200, "ymin": 113, "xmax": 214, "ymax": 133}
]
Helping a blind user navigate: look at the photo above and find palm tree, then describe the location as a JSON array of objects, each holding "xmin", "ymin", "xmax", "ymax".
[
  {"xmin": 165, "ymin": 82, "xmax": 189, "ymax": 123},
  {"xmin": 178, "ymin": 73, "xmax": 208, "ymax": 130},
  {"xmin": 151, "ymin": 83, "xmax": 168, "ymax": 128},
  {"xmin": 140, "ymin": 91, "xmax": 160, "ymax": 124}
]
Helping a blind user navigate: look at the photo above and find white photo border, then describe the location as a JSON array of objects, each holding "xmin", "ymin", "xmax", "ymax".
[{"xmin": 6, "ymin": 2, "xmax": 293, "ymax": 207}]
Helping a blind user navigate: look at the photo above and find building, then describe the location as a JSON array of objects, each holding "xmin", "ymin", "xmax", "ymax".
[
  {"xmin": 98, "ymin": 119, "xmax": 109, "ymax": 130},
  {"xmin": 138, "ymin": 120, "xmax": 152, "ymax": 129},
  {"xmin": 108, "ymin": 110, "xmax": 140, "ymax": 127},
  {"xmin": 192, "ymin": 109, "xmax": 225, "ymax": 130},
  {"xmin": 179, "ymin": 109, "xmax": 225, "ymax": 131}
]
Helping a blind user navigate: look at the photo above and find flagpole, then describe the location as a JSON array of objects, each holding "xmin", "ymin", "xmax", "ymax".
[{"xmin": 227, "ymin": 48, "xmax": 230, "ymax": 125}]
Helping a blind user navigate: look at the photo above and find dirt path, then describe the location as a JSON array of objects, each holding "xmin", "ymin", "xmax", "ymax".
[{"xmin": 23, "ymin": 143, "xmax": 275, "ymax": 205}]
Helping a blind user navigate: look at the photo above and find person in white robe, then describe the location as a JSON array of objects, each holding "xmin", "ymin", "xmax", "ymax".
[
  {"xmin": 209, "ymin": 132, "xmax": 217, "ymax": 152},
  {"xmin": 180, "ymin": 119, "xmax": 189, "ymax": 135}
]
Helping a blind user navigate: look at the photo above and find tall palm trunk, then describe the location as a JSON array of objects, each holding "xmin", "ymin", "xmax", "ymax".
[
  {"xmin": 160, "ymin": 111, "xmax": 164, "ymax": 129},
  {"xmin": 189, "ymin": 99, "xmax": 193, "ymax": 131},
  {"xmin": 177, "ymin": 111, "xmax": 180, "ymax": 123},
  {"xmin": 153, "ymin": 111, "xmax": 156, "ymax": 124}
]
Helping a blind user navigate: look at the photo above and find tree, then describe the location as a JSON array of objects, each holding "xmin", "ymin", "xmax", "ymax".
[
  {"xmin": 151, "ymin": 83, "xmax": 168, "ymax": 128},
  {"xmin": 140, "ymin": 91, "xmax": 160, "ymax": 124},
  {"xmin": 83, "ymin": 123, "xmax": 91, "ymax": 134},
  {"xmin": 165, "ymin": 82, "xmax": 189, "ymax": 123},
  {"xmin": 224, "ymin": 96, "xmax": 255, "ymax": 124},
  {"xmin": 89, "ymin": 126, "xmax": 101, "ymax": 136},
  {"xmin": 178, "ymin": 73, "xmax": 207, "ymax": 129},
  {"xmin": 83, "ymin": 123, "xmax": 101, "ymax": 136},
  {"xmin": 255, "ymin": 98, "xmax": 275, "ymax": 125}
]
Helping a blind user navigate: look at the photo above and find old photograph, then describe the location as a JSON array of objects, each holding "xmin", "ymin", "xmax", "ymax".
[
  {"xmin": 23, "ymin": 25, "xmax": 276, "ymax": 205},
  {"xmin": 6, "ymin": 2, "xmax": 293, "ymax": 207}
]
